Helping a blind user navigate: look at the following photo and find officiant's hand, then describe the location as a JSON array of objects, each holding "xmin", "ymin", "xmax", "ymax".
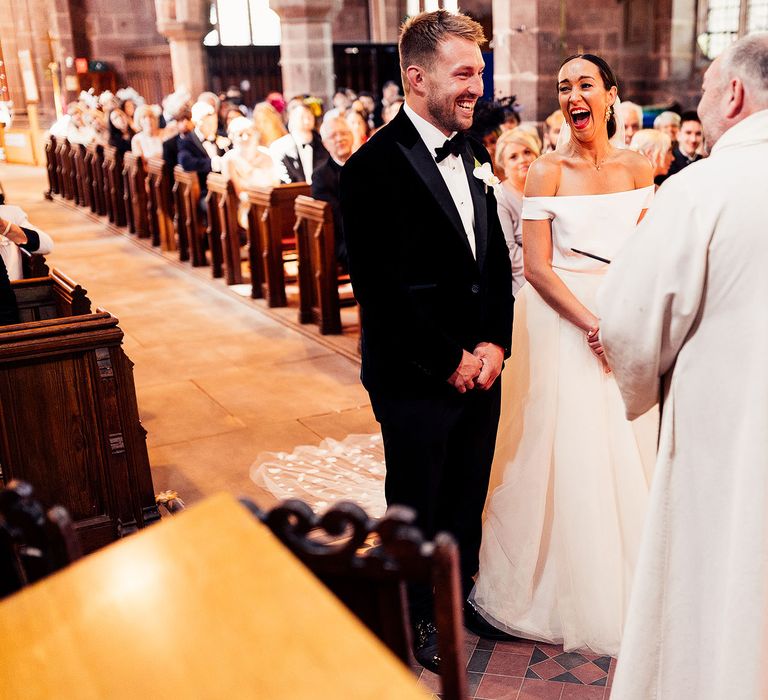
[
  {"xmin": 473, "ymin": 342, "xmax": 504, "ymax": 390},
  {"xmin": 587, "ymin": 327, "xmax": 611, "ymax": 374},
  {"xmin": 448, "ymin": 350, "xmax": 483, "ymax": 393}
]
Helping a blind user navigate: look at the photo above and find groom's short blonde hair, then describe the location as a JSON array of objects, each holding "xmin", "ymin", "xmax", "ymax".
[{"xmin": 399, "ymin": 10, "xmax": 486, "ymax": 93}]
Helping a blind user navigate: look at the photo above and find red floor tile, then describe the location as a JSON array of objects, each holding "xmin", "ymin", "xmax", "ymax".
[
  {"xmin": 517, "ymin": 678, "xmax": 565, "ymax": 699},
  {"xmin": 569, "ymin": 663, "xmax": 607, "ymax": 685},
  {"xmin": 475, "ymin": 674, "xmax": 524, "ymax": 700},
  {"xmin": 560, "ymin": 685, "xmax": 605, "ymax": 700},
  {"xmin": 486, "ymin": 650, "xmax": 531, "ymax": 677}
]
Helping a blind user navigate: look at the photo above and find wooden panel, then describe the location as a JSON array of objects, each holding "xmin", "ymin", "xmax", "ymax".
[
  {"xmin": 147, "ymin": 157, "xmax": 176, "ymax": 251},
  {"xmin": 124, "ymin": 46, "xmax": 174, "ymax": 106},
  {"xmin": 332, "ymin": 43, "xmax": 401, "ymax": 96}
]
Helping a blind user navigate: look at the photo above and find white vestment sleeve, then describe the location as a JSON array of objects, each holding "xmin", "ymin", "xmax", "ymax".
[{"xmin": 597, "ymin": 180, "xmax": 712, "ymax": 419}]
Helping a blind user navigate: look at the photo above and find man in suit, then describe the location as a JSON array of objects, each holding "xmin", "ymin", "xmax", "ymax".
[
  {"xmin": 311, "ymin": 116, "xmax": 354, "ymax": 272},
  {"xmin": 666, "ymin": 110, "xmax": 704, "ymax": 178},
  {"xmin": 161, "ymin": 105, "xmax": 193, "ymax": 169},
  {"xmin": 340, "ymin": 10, "xmax": 514, "ymax": 671},
  {"xmin": 178, "ymin": 101, "xmax": 230, "ymax": 211},
  {"xmin": 269, "ymin": 103, "xmax": 328, "ymax": 184}
]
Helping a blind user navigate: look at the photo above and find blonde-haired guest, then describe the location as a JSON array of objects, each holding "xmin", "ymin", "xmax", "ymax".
[
  {"xmin": 252, "ymin": 102, "xmax": 287, "ymax": 147},
  {"xmin": 653, "ymin": 110, "xmax": 681, "ymax": 141},
  {"xmin": 131, "ymin": 105, "xmax": 164, "ymax": 162},
  {"xmin": 494, "ymin": 128, "xmax": 541, "ymax": 294},
  {"xmin": 221, "ymin": 116, "xmax": 279, "ymax": 226},
  {"xmin": 542, "ymin": 109, "xmax": 565, "ymax": 152},
  {"xmin": 629, "ymin": 128, "xmax": 673, "ymax": 185}
]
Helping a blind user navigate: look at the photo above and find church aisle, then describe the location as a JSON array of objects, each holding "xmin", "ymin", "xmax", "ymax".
[{"xmin": 0, "ymin": 163, "xmax": 377, "ymax": 507}]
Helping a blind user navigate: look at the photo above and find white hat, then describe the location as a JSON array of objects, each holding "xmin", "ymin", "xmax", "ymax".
[{"xmin": 191, "ymin": 101, "xmax": 216, "ymax": 123}]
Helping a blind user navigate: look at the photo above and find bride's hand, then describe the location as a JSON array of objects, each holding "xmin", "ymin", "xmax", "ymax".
[{"xmin": 587, "ymin": 327, "xmax": 612, "ymax": 374}]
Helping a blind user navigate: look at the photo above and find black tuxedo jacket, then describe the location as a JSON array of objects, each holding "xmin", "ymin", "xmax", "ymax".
[
  {"xmin": 272, "ymin": 132, "xmax": 329, "ymax": 183},
  {"xmin": 178, "ymin": 131, "xmax": 227, "ymax": 193},
  {"xmin": 311, "ymin": 157, "xmax": 347, "ymax": 270},
  {"xmin": 340, "ymin": 108, "xmax": 513, "ymax": 395},
  {"xmin": 667, "ymin": 145, "xmax": 703, "ymax": 177}
]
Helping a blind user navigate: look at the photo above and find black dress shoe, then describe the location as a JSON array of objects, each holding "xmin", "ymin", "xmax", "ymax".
[
  {"xmin": 413, "ymin": 619, "xmax": 441, "ymax": 673},
  {"xmin": 463, "ymin": 601, "xmax": 521, "ymax": 641}
]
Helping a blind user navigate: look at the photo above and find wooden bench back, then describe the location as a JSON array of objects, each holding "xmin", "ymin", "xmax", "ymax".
[
  {"xmin": 122, "ymin": 152, "xmax": 149, "ymax": 238},
  {"xmin": 70, "ymin": 143, "xmax": 90, "ymax": 209},
  {"xmin": 242, "ymin": 499, "xmax": 469, "ymax": 700},
  {"xmin": 172, "ymin": 166, "xmax": 204, "ymax": 266},
  {"xmin": 11, "ymin": 268, "xmax": 92, "ymax": 323},
  {"xmin": 103, "ymin": 145, "xmax": 126, "ymax": 226},
  {"xmin": 146, "ymin": 157, "xmax": 176, "ymax": 251},
  {"xmin": 85, "ymin": 143, "xmax": 107, "ymax": 215},
  {"xmin": 44, "ymin": 136, "xmax": 59, "ymax": 198},
  {"xmin": 206, "ymin": 173, "xmax": 243, "ymax": 285},
  {"xmin": 244, "ymin": 182, "xmax": 310, "ymax": 306},
  {"xmin": 294, "ymin": 195, "xmax": 346, "ymax": 334},
  {"xmin": 55, "ymin": 139, "xmax": 73, "ymax": 201}
]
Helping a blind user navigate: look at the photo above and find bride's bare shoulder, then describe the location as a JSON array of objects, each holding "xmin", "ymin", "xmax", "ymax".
[
  {"xmin": 525, "ymin": 153, "xmax": 562, "ymax": 197},
  {"xmin": 615, "ymin": 148, "xmax": 654, "ymax": 187}
]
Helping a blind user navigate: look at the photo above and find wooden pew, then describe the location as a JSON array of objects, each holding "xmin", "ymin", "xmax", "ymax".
[
  {"xmin": 146, "ymin": 157, "xmax": 175, "ymax": 250},
  {"xmin": 102, "ymin": 145, "xmax": 127, "ymax": 227},
  {"xmin": 55, "ymin": 139, "xmax": 73, "ymax": 201},
  {"xmin": 11, "ymin": 268, "xmax": 91, "ymax": 323},
  {"xmin": 0, "ymin": 302, "xmax": 160, "ymax": 553},
  {"xmin": 20, "ymin": 248, "xmax": 49, "ymax": 280},
  {"xmin": 172, "ymin": 166, "xmax": 205, "ymax": 266},
  {"xmin": 206, "ymin": 173, "xmax": 244, "ymax": 285},
  {"xmin": 122, "ymin": 152, "xmax": 149, "ymax": 239},
  {"xmin": 294, "ymin": 195, "xmax": 354, "ymax": 335},
  {"xmin": 71, "ymin": 143, "xmax": 91, "ymax": 210},
  {"xmin": 86, "ymin": 143, "xmax": 107, "ymax": 216},
  {"xmin": 44, "ymin": 136, "xmax": 59, "ymax": 199},
  {"xmin": 244, "ymin": 183, "xmax": 309, "ymax": 306}
]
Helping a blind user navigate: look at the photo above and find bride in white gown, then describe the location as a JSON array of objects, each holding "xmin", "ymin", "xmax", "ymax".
[{"xmin": 471, "ymin": 54, "xmax": 659, "ymax": 656}]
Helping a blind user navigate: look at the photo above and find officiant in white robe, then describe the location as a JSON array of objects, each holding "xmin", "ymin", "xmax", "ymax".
[{"xmin": 598, "ymin": 33, "xmax": 768, "ymax": 700}]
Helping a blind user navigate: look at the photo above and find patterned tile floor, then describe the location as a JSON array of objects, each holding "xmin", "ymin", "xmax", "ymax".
[{"xmin": 413, "ymin": 632, "xmax": 616, "ymax": 699}]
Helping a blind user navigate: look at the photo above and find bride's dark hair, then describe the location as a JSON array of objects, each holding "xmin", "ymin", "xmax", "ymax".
[{"xmin": 559, "ymin": 54, "xmax": 619, "ymax": 139}]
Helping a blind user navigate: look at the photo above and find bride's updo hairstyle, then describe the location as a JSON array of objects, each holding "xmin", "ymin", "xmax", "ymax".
[{"xmin": 559, "ymin": 54, "xmax": 619, "ymax": 140}]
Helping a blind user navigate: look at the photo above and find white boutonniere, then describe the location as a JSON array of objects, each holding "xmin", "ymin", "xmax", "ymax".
[
  {"xmin": 215, "ymin": 135, "xmax": 231, "ymax": 150},
  {"xmin": 472, "ymin": 160, "xmax": 500, "ymax": 191}
]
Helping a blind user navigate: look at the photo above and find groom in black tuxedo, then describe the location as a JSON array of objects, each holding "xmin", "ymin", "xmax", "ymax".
[{"xmin": 340, "ymin": 10, "xmax": 514, "ymax": 670}]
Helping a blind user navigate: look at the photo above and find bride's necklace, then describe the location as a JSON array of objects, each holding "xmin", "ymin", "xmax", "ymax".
[{"xmin": 577, "ymin": 153, "xmax": 607, "ymax": 171}]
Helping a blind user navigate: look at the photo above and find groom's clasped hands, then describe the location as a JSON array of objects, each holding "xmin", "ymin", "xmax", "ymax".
[{"xmin": 447, "ymin": 343, "xmax": 505, "ymax": 393}]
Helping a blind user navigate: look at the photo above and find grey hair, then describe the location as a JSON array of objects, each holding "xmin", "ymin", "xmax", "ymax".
[
  {"xmin": 653, "ymin": 111, "xmax": 681, "ymax": 129},
  {"xmin": 619, "ymin": 101, "xmax": 643, "ymax": 124},
  {"xmin": 720, "ymin": 32, "xmax": 768, "ymax": 102},
  {"xmin": 319, "ymin": 116, "xmax": 352, "ymax": 140}
]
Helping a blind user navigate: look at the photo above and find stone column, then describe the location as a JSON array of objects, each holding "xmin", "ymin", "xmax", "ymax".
[
  {"xmin": 155, "ymin": 0, "xmax": 208, "ymax": 97},
  {"xmin": 271, "ymin": 0, "xmax": 343, "ymax": 108}
]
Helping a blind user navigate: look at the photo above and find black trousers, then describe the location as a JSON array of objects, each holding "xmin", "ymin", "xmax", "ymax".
[{"xmin": 369, "ymin": 380, "xmax": 502, "ymax": 622}]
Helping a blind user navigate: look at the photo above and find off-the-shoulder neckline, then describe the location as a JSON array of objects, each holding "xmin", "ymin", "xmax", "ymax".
[{"xmin": 524, "ymin": 185, "xmax": 654, "ymax": 200}]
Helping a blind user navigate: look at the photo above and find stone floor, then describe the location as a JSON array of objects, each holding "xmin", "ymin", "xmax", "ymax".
[
  {"xmin": 1, "ymin": 163, "xmax": 618, "ymax": 699},
  {"xmin": 0, "ymin": 163, "xmax": 377, "ymax": 509}
]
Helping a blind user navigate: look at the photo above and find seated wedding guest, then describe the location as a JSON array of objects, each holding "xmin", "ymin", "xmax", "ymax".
[
  {"xmin": 265, "ymin": 91, "xmax": 286, "ymax": 120},
  {"xmin": 179, "ymin": 101, "xmax": 231, "ymax": 209},
  {"xmin": 629, "ymin": 129, "xmax": 673, "ymax": 186},
  {"xmin": 162, "ymin": 105, "xmax": 193, "ymax": 169},
  {"xmin": 50, "ymin": 102, "xmax": 95, "ymax": 145},
  {"xmin": 324, "ymin": 89, "xmax": 353, "ymax": 121},
  {"xmin": 653, "ymin": 110, "xmax": 681, "ymax": 141},
  {"xmin": 0, "ymin": 206, "xmax": 54, "ymax": 326},
  {"xmin": 666, "ymin": 110, "xmax": 704, "ymax": 177},
  {"xmin": 109, "ymin": 103, "xmax": 137, "ymax": 155},
  {"xmin": 357, "ymin": 91, "xmax": 380, "ymax": 128},
  {"xmin": 470, "ymin": 99, "xmax": 506, "ymax": 167},
  {"xmin": 311, "ymin": 116, "xmax": 354, "ymax": 272},
  {"xmin": 131, "ymin": 105, "xmax": 164, "ymax": 162},
  {"xmin": 252, "ymin": 101, "xmax": 288, "ymax": 147},
  {"xmin": 270, "ymin": 102, "xmax": 328, "ymax": 184},
  {"xmin": 619, "ymin": 100, "xmax": 643, "ymax": 145},
  {"xmin": 197, "ymin": 91, "xmax": 227, "ymax": 136},
  {"xmin": 493, "ymin": 128, "xmax": 540, "ymax": 294},
  {"xmin": 381, "ymin": 97, "xmax": 404, "ymax": 126},
  {"xmin": 516, "ymin": 122, "xmax": 543, "ymax": 153},
  {"xmin": 498, "ymin": 96, "xmax": 521, "ymax": 131},
  {"xmin": 346, "ymin": 109, "xmax": 370, "ymax": 152},
  {"xmin": 115, "ymin": 88, "xmax": 143, "ymax": 130},
  {"xmin": 542, "ymin": 109, "xmax": 564, "ymax": 152},
  {"xmin": 222, "ymin": 102, "xmax": 246, "ymax": 130}
]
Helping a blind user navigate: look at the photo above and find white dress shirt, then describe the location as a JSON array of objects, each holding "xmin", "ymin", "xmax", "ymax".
[
  {"xmin": 404, "ymin": 101, "xmax": 476, "ymax": 258},
  {"xmin": 294, "ymin": 136, "xmax": 315, "ymax": 185},
  {"xmin": 0, "ymin": 205, "xmax": 54, "ymax": 281}
]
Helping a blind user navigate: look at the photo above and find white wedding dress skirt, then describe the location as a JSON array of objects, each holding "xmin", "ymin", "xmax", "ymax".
[
  {"xmin": 473, "ymin": 273, "xmax": 658, "ymax": 656},
  {"xmin": 472, "ymin": 188, "xmax": 658, "ymax": 657}
]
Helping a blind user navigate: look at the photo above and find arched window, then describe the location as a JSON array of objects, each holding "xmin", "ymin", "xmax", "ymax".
[
  {"xmin": 700, "ymin": 0, "xmax": 768, "ymax": 58},
  {"xmin": 204, "ymin": 0, "xmax": 281, "ymax": 47}
]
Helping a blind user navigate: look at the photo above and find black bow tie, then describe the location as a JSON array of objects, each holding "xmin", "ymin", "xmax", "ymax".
[{"xmin": 434, "ymin": 133, "xmax": 466, "ymax": 162}]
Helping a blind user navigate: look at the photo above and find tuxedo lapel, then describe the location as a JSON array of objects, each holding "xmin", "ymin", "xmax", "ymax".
[
  {"xmin": 393, "ymin": 111, "xmax": 474, "ymax": 260},
  {"xmin": 462, "ymin": 144, "xmax": 488, "ymax": 270},
  {"xmin": 188, "ymin": 131, "xmax": 208, "ymax": 157}
]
